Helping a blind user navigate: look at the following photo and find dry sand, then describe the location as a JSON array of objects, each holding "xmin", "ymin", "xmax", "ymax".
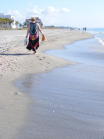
[{"xmin": 0, "ymin": 29, "xmax": 92, "ymax": 139}]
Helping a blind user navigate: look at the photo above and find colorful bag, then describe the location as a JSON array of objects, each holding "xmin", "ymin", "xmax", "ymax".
[{"xmin": 42, "ymin": 34, "xmax": 47, "ymax": 41}]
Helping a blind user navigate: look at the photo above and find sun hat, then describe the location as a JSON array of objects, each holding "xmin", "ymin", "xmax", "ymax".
[{"xmin": 31, "ymin": 17, "xmax": 36, "ymax": 22}]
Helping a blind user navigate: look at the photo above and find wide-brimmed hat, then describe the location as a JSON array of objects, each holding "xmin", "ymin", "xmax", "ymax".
[{"xmin": 31, "ymin": 17, "xmax": 36, "ymax": 22}]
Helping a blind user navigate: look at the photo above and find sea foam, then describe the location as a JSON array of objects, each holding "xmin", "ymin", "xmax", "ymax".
[{"xmin": 95, "ymin": 37, "xmax": 104, "ymax": 46}]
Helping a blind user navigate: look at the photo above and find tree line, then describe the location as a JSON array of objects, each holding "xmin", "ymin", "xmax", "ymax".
[{"xmin": 0, "ymin": 18, "xmax": 14, "ymax": 23}]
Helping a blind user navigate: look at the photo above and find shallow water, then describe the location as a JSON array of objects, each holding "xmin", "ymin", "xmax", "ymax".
[{"xmin": 16, "ymin": 38, "xmax": 104, "ymax": 139}]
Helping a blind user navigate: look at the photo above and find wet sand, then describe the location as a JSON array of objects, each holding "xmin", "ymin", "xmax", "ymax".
[
  {"xmin": 0, "ymin": 29, "xmax": 92, "ymax": 138},
  {"xmin": 16, "ymin": 38, "xmax": 104, "ymax": 138}
]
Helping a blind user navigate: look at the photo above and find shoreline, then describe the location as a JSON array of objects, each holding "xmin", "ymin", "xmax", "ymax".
[{"xmin": 0, "ymin": 29, "xmax": 93, "ymax": 138}]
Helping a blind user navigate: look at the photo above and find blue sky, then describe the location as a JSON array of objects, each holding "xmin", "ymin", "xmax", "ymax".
[{"xmin": 0, "ymin": 0, "xmax": 104, "ymax": 27}]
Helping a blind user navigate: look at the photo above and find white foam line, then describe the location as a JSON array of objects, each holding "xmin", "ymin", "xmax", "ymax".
[{"xmin": 95, "ymin": 37, "xmax": 104, "ymax": 46}]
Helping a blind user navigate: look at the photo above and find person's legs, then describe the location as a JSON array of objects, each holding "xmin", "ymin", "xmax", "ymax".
[
  {"xmin": 32, "ymin": 47, "xmax": 36, "ymax": 54},
  {"xmin": 26, "ymin": 39, "xmax": 32, "ymax": 50},
  {"xmin": 32, "ymin": 38, "xmax": 39, "ymax": 53}
]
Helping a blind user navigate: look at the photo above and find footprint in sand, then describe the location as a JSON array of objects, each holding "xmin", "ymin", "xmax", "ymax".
[
  {"xmin": 39, "ymin": 58, "xmax": 43, "ymax": 60},
  {"xmin": 42, "ymin": 56, "xmax": 46, "ymax": 59},
  {"xmin": 47, "ymin": 62, "xmax": 50, "ymax": 64},
  {"xmin": 14, "ymin": 92, "xmax": 22, "ymax": 96}
]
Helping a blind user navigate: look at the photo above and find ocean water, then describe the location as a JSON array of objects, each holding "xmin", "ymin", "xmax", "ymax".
[
  {"xmin": 88, "ymin": 28, "xmax": 104, "ymax": 33},
  {"xmin": 45, "ymin": 28, "xmax": 104, "ymax": 66},
  {"xmin": 16, "ymin": 28, "xmax": 104, "ymax": 139},
  {"xmin": 88, "ymin": 28, "xmax": 104, "ymax": 46}
]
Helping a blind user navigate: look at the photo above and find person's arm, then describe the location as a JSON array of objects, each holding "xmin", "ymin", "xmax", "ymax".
[
  {"xmin": 37, "ymin": 23, "xmax": 47, "ymax": 41},
  {"xmin": 37, "ymin": 23, "xmax": 43, "ymax": 35},
  {"xmin": 26, "ymin": 24, "xmax": 30, "ymax": 38}
]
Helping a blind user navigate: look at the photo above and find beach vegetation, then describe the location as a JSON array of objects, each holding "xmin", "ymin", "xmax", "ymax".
[{"xmin": 0, "ymin": 18, "xmax": 14, "ymax": 24}]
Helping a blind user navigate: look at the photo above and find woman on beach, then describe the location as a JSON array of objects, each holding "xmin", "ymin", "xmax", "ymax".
[{"xmin": 26, "ymin": 17, "xmax": 44, "ymax": 54}]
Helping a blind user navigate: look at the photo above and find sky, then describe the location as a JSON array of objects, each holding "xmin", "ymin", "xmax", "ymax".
[{"xmin": 0, "ymin": 0, "xmax": 104, "ymax": 28}]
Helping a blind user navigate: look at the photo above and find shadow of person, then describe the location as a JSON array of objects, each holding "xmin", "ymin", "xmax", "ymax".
[{"xmin": 0, "ymin": 53, "xmax": 32, "ymax": 56}]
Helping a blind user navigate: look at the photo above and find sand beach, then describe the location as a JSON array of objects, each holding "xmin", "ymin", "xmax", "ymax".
[{"xmin": 0, "ymin": 29, "xmax": 92, "ymax": 138}]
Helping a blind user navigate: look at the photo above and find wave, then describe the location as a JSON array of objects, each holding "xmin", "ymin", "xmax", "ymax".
[
  {"xmin": 88, "ymin": 31, "xmax": 99, "ymax": 34},
  {"xmin": 95, "ymin": 37, "xmax": 104, "ymax": 46}
]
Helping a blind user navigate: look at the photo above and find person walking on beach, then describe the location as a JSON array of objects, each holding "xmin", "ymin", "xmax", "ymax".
[
  {"xmin": 26, "ymin": 17, "xmax": 45, "ymax": 54},
  {"xmin": 83, "ymin": 27, "xmax": 87, "ymax": 31}
]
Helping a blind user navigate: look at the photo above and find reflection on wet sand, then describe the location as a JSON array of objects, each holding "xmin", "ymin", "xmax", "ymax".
[{"xmin": 16, "ymin": 38, "xmax": 104, "ymax": 139}]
